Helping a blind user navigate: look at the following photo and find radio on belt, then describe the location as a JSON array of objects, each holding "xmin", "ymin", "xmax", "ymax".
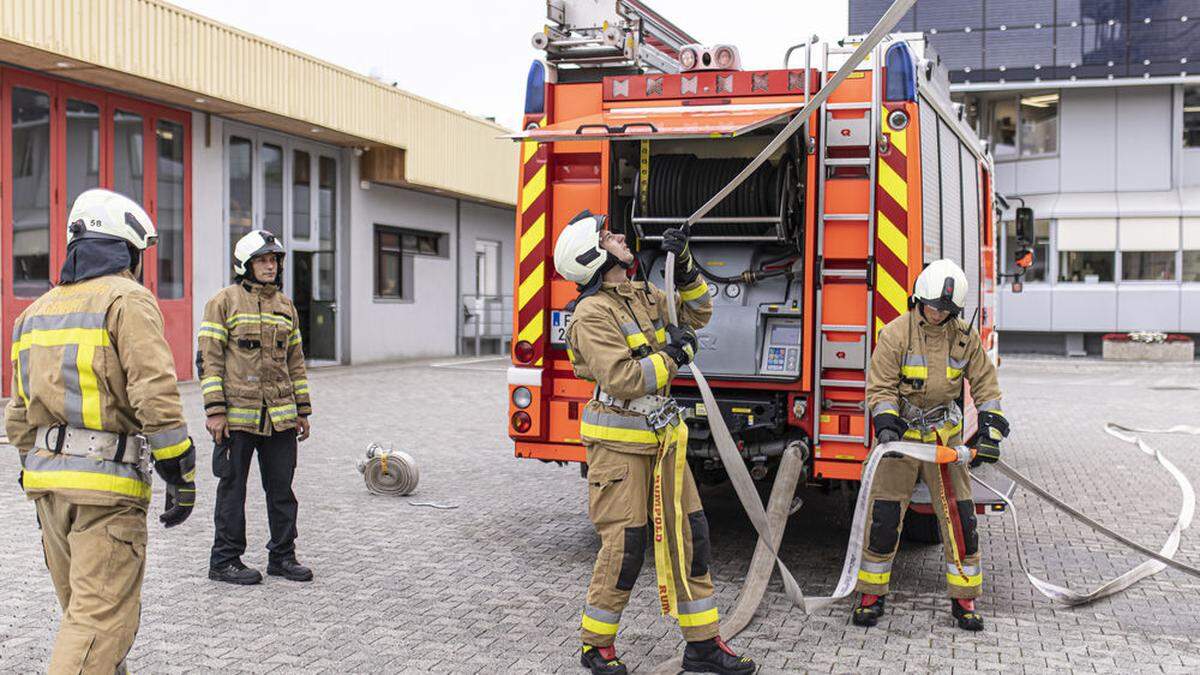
[{"xmin": 758, "ymin": 305, "xmax": 802, "ymax": 376}]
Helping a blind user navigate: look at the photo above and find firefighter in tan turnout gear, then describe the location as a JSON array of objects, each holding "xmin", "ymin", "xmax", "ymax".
[
  {"xmin": 852, "ymin": 259, "xmax": 1009, "ymax": 631},
  {"xmin": 554, "ymin": 211, "xmax": 755, "ymax": 675},
  {"xmin": 199, "ymin": 230, "xmax": 313, "ymax": 585},
  {"xmin": 5, "ymin": 188, "xmax": 197, "ymax": 673}
]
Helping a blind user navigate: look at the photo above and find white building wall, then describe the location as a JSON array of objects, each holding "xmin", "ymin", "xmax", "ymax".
[{"xmin": 189, "ymin": 111, "xmax": 516, "ymax": 370}]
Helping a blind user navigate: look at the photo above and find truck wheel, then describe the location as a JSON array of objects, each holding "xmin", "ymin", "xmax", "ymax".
[{"xmin": 902, "ymin": 511, "xmax": 942, "ymax": 545}]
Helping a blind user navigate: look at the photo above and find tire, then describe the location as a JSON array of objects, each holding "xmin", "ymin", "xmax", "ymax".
[{"xmin": 902, "ymin": 510, "xmax": 942, "ymax": 545}]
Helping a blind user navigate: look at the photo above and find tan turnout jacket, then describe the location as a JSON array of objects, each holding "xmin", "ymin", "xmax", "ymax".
[
  {"xmin": 5, "ymin": 272, "xmax": 190, "ymax": 506},
  {"xmin": 197, "ymin": 280, "xmax": 311, "ymax": 435},
  {"xmin": 866, "ymin": 310, "xmax": 1003, "ymax": 431},
  {"xmin": 566, "ymin": 276, "xmax": 712, "ymax": 454}
]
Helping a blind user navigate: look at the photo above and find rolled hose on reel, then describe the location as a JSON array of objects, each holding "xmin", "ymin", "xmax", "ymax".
[
  {"xmin": 357, "ymin": 443, "xmax": 419, "ymax": 497},
  {"xmin": 646, "ymin": 154, "xmax": 786, "ymax": 219}
]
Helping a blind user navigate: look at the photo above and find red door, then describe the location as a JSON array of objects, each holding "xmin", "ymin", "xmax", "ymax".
[{"xmin": 1, "ymin": 68, "xmax": 193, "ymax": 397}]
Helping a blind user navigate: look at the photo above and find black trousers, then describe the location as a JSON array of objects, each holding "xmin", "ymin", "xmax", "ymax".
[{"xmin": 210, "ymin": 428, "xmax": 299, "ymax": 567}]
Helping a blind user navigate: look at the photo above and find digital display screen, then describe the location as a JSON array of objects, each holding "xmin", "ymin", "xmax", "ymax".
[{"xmin": 771, "ymin": 324, "xmax": 801, "ymax": 345}]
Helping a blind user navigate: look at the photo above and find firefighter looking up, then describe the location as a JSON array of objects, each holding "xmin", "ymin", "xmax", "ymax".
[
  {"xmin": 554, "ymin": 211, "xmax": 756, "ymax": 675},
  {"xmin": 200, "ymin": 230, "xmax": 313, "ymax": 585},
  {"xmin": 5, "ymin": 188, "xmax": 197, "ymax": 673},
  {"xmin": 853, "ymin": 259, "xmax": 1009, "ymax": 631}
]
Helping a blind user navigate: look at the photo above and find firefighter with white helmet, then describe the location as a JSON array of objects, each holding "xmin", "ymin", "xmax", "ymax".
[
  {"xmin": 199, "ymin": 229, "xmax": 314, "ymax": 585},
  {"xmin": 853, "ymin": 259, "xmax": 1008, "ymax": 631},
  {"xmin": 5, "ymin": 188, "xmax": 196, "ymax": 672},
  {"xmin": 555, "ymin": 211, "xmax": 756, "ymax": 675}
]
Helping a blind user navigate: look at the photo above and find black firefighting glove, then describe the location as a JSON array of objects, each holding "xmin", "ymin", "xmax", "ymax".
[
  {"xmin": 662, "ymin": 324, "xmax": 698, "ymax": 367},
  {"xmin": 971, "ymin": 410, "xmax": 1009, "ymax": 468},
  {"xmin": 662, "ymin": 228, "xmax": 699, "ymax": 285},
  {"xmin": 873, "ymin": 412, "xmax": 907, "ymax": 457},
  {"xmin": 153, "ymin": 438, "xmax": 198, "ymax": 527},
  {"xmin": 160, "ymin": 482, "xmax": 196, "ymax": 528}
]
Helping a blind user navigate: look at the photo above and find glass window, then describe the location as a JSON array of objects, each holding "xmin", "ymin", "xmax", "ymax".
[
  {"xmin": 1185, "ymin": 86, "xmax": 1200, "ymax": 149},
  {"xmin": 1122, "ymin": 251, "xmax": 1176, "ymax": 280},
  {"xmin": 318, "ymin": 156, "xmax": 336, "ymax": 249},
  {"xmin": 65, "ymin": 99, "xmax": 100, "ymax": 208},
  {"xmin": 1004, "ymin": 219, "xmax": 1050, "ymax": 282},
  {"xmin": 1058, "ymin": 251, "xmax": 1115, "ymax": 282},
  {"xmin": 113, "ymin": 110, "xmax": 144, "ymax": 201},
  {"xmin": 11, "ymin": 87, "xmax": 51, "ymax": 297},
  {"xmin": 228, "ymin": 136, "xmax": 253, "ymax": 279},
  {"xmin": 1019, "ymin": 93, "xmax": 1058, "ymax": 155},
  {"xmin": 1183, "ymin": 250, "xmax": 1200, "ymax": 282},
  {"xmin": 990, "ymin": 98, "xmax": 1017, "ymax": 158},
  {"xmin": 293, "ymin": 150, "xmax": 311, "ymax": 239},
  {"xmin": 156, "ymin": 120, "xmax": 186, "ymax": 299},
  {"xmin": 375, "ymin": 228, "xmax": 403, "ymax": 298},
  {"xmin": 262, "ymin": 143, "xmax": 283, "ymax": 237}
]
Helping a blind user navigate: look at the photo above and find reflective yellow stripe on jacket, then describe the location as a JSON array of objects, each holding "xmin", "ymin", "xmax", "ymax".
[
  {"xmin": 579, "ymin": 408, "xmax": 659, "ymax": 445},
  {"xmin": 22, "ymin": 451, "xmax": 151, "ymax": 501},
  {"xmin": 12, "ymin": 312, "xmax": 111, "ymax": 430}
]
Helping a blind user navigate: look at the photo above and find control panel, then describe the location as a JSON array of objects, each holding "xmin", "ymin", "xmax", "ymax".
[{"xmin": 758, "ymin": 316, "xmax": 802, "ymax": 376}]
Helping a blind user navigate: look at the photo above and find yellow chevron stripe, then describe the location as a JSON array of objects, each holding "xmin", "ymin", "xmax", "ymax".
[
  {"xmin": 520, "ymin": 213, "xmax": 545, "ymax": 262},
  {"xmin": 876, "ymin": 211, "xmax": 908, "ymax": 262},
  {"xmin": 875, "ymin": 316, "xmax": 887, "ymax": 338},
  {"xmin": 518, "ymin": 310, "xmax": 544, "ymax": 344},
  {"xmin": 884, "ymin": 112, "xmax": 907, "ymax": 156},
  {"xmin": 878, "ymin": 160, "xmax": 907, "ymax": 210},
  {"xmin": 518, "ymin": 261, "xmax": 545, "ymax": 310},
  {"xmin": 521, "ymin": 165, "xmax": 547, "ymax": 214},
  {"xmin": 876, "ymin": 265, "xmax": 908, "ymax": 315},
  {"xmin": 522, "ymin": 140, "xmax": 538, "ymax": 163}
]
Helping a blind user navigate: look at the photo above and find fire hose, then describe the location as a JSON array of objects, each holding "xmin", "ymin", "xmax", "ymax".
[{"xmin": 357, "ymin": 443, "xmax": 420, "ymax": 497}]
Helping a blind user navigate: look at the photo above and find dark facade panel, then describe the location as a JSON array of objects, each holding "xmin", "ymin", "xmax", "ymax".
[
  {"xmin": 987, "ymin": 0, "xmax": 1055, "ymax": 29},
  {"xmin": 1129, "ymin": 0, "xmax": 1199, "ymax": 21},
  {"xmin": 928, "ymin": 30, "xmax": 984, "ymax": 70},
  {"xmin": 848, "ymin": 0, "xmax": 916, "ymax": 34},
  {"xmin": 920, "ymin": 0, "xmax": 984, "ymax": 31}
]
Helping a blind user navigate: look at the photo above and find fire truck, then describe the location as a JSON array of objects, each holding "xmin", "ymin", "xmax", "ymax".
[{"xmin": 506, "ymin": 1, "xmax": 1018, "ymax": 522}]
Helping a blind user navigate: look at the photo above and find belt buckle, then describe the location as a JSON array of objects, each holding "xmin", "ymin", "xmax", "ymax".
[{"xmin": 647, "ymin": 399, "xmax": 682, "ymax": 430}]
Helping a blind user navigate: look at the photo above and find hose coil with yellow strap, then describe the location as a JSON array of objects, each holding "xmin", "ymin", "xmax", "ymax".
[{"xmin": 357, "ymin": 443, "xmax": 419, "ymax": 497}]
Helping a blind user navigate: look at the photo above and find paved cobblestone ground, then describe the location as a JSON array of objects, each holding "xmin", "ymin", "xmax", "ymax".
[{"xmin": 3, "ymin": 355, "xmax": 1200, "ymax": 673}]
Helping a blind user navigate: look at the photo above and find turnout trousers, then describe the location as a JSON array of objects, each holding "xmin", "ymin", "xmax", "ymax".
[
  {"xmin": 854, "ymin": 433, "xmax": 983, "ymax": 599},
  {"xmin": 580, "ymin": 430, "xmax": 719, "ymax": 647},
  {"xmin": 210, "ymin": 428, "xmax": 299, "ymax": 567},
  {"xmin": 36, "ymin": 493, "xmax": 146, "ymax": 674}
]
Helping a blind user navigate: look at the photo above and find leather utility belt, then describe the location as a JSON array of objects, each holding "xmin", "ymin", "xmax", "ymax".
[
  {"xmin": 35, "ymin": 425, "xmax": 149, "ymax": 466},
  {"xmin": 596, "ymin": 389, "xmax": 682, "ymax": 430},
  {"xmin": 898, "ymin": 400, "xmax": 962, "ymax": 435}
]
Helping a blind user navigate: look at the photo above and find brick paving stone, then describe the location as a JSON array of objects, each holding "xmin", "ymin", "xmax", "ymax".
[{"xmin": 2, "ymin": 355, "xmax": 1200, "ymax": 673}]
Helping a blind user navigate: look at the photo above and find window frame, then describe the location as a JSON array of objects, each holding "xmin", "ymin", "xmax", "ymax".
[
  {"xmin": 988, "ymin": 91, "xmax": 1060, "ymax": 162},
  {"xmin": 1184, "ymin": 85, "xmax": 1200, "ymax": 150},
  {"xmin": 373, "ymin": 224, "xmax": 448, "ymax": 302}
]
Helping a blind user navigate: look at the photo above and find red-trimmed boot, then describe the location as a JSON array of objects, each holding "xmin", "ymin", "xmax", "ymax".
[
  {"xmin": 851, "ymin": 593, "xmax": 885, "ymax": 627},
  {"xmin": 581, "ymin": 644, "xmax": 628, "ymax": 675},
  {"xmin": 681, "ymin": 637, "xmax": 756, "ymax": 674},
  {"xmin": 951, "ymin": 598, "xmax": 985, "ymax": 631}
]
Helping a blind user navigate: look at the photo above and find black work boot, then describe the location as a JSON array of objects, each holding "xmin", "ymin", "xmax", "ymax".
[
  {"xmin": 681, "ymin": 637, "xmax": 756, "ymax": 674},
  {"xmin": 951, "ymin": 598, "xmax": 985, "ymax": 631},
  {"xmin": 851, "ymin": 593, "xmax": 885, "ymax": 627},
  {"xmin": 580, "ymin": 644, "xmax": 628, "ymax": 675},
  {"xmin": 267, "ymin": 558, "xmax": 313, "ymax": 582},
  {"xmin": 208, "ymin": 560, "xmax": 263, "ymax": 585}
]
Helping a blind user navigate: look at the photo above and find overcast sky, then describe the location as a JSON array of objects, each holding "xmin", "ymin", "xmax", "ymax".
[{"xmin": 169, "ymin": 0, "xmax": 850, "ymax": 130}]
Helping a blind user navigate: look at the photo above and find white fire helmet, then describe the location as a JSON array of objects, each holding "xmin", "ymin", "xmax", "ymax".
[
  {"xmin": 66, "ymin": 188, "xmax": 157, "ymax": 250},
  {"xmin": 552, "ymin": 211, "xmax": 610, "ymax": 286},
  {"xmin": 233, "ymin": 230, "xmax": 286, "ymax": 278},
  {"xmin": 912, "ymin": 259, "xmax": 968, "ymax": 315}
]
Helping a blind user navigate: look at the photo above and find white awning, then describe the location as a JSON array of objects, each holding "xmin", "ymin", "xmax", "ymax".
[
  {"xmin": 1119, "ymin": 218, "xmax": 1180, "ymax": 251},
  {"xmin": 1181, "ymin": 188, "xmax": 1200, "ymax": 217},
  {"xmin": 1183, "ymin": 218, "xmax": 1200, "ymax": 249},
  {"xmin": 1118, "ymin": 190, "xmax": 1184, "ymax": 218},
  {"xmin": 1057, "ymin": 218, "xmax": 1116, "ymax": 251},
  {"xmin": 1053, "ymin": 192, "xmax": 1119, "ymax": 219}
]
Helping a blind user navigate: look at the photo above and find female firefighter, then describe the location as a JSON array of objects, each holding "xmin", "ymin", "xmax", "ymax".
[
  {"xmin": 553, "ymin": 211, "xmax": 756, "ymax": 675},
  {"xmin": 853, "ymin": 259, "xmax": 1010, "ymax": 631}
]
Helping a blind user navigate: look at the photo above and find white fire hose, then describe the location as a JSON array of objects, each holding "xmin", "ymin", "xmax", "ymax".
[{"xmin": 357, "ymin": 443, "xmax": 419, "ymax": 497}]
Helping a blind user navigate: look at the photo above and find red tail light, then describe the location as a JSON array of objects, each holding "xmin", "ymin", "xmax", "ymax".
[
  {"xmin": 514, "ymin": 340, "xmax": 535, "ymax": 363},
  {"xmin": 511, "ymin": 411, "xmax": 532, "ymax": 433}
]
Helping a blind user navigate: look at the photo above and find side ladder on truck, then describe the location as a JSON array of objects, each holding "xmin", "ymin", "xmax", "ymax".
[{"xmin": 811, "ymin": 41, "xmax": 884, "ymax": 480}]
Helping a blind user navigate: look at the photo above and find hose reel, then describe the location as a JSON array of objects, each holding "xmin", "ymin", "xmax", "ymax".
[{"xmin": 357, "ymin": 443, "xmax": 419, "ymax": 496}]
